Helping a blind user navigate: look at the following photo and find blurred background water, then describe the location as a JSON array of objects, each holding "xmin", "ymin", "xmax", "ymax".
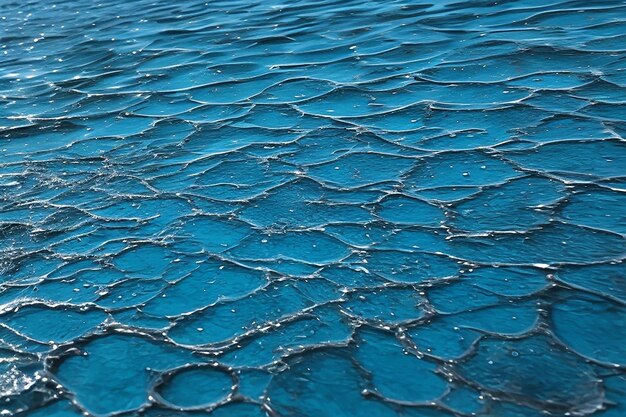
[{"xmin": 1, "ymin": 0, "xmax": 625, "ymax": 416}]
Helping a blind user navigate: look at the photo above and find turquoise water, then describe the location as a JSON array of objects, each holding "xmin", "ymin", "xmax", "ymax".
[{"xmin": 1, "ymin": 0, "xmax": 626, "ymax": 416}]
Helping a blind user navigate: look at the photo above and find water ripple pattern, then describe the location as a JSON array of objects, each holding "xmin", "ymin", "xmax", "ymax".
[{"xmin": 1, "ymin": 0, "xmax": 626, "ymax": 416}]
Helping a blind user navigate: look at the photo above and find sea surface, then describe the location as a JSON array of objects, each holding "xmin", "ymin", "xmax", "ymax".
[{"xmin": 1, "ymin": 0, "xmax": 625, "ymax": 416}]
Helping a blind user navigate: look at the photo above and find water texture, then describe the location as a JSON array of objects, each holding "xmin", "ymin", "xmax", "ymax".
[{"xmin": 1, "ymin": 0, "xmax": 626, "ymax": 416}]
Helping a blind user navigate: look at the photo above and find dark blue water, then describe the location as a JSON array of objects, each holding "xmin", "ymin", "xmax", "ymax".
[{"xmin": 1, "ymin": 0, "xmax": 626, "ymax": 416}]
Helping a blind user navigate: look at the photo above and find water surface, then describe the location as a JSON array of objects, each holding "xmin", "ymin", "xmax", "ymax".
[{"xmin": 1, "ymin": 0, "xmax": 625, "ymax": 416}]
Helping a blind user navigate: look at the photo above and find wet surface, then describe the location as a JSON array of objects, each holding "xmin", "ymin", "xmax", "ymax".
[{"xmin": 1, "ymin": 0, "xmax": 626, "ymax": 416}]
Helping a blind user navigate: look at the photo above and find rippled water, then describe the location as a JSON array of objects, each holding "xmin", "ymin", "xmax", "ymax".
[{"xmin": 1, "ymin": 0, "xmax": 626, "ymax": 416}]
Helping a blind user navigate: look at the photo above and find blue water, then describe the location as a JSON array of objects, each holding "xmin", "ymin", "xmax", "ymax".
[{"xmin": 1, "ymin": 0, "xmax": 625, "ymax": 416}]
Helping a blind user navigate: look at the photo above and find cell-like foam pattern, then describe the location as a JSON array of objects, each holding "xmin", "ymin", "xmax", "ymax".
[{"xmin": 1, "ymin": 0, "xmax": 625, "ymax": 416}]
